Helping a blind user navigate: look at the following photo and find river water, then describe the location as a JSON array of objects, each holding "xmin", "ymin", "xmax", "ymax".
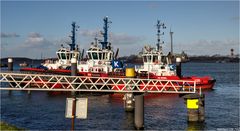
[{"xmin": 0, "ymin": 62, "xmax": 239, "ymax": 130}]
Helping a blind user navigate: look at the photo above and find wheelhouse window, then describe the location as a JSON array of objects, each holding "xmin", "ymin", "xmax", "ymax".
[
  {"xmin": 57, "ymin": 53, "xmax": 61, "ymax": 59},
  {"xmin": 105, "ymin": 53, "xmax": 108, "ymax": 60},
  {"xmin": 161, "ymin": 56, "xmax": 167, "ymax": 63},
  {"xmin": 109, "ymin": 53, "xmax": 112, "ymax": 60},
  {"xmin": 143, "ymin": 56, "xmax": 147, "ymax": 62},
  {"xmin": 88, "ymin": 53, "xmax": 92, "ymax": 59},
  {"xmin": 103, "ymin": 53, "xmax": 106, "ymax": 60},
  {"xmin": 66, "ymin": 53, "xmax": 70, "ymax": 60},
  {"xmin": 61, "ymin": 53, "xmax": 66, "ymax": 59},
  {"xmin": 92, "ymin": 52, "xmax": 98, "ymax": 59},
  {"xmin": 153, "ymin": 56, "xmax": 158, "ymax": 62},
  {"xmin": 99, "ymin": 53, "xmax": 102, "ymax": 60},
  {"xmin": 147, "ymin": 56, "xmax": 152, "ymax": 62}
]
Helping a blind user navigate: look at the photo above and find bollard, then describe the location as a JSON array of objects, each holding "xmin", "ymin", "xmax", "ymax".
[
  {"xmin": 123, "ymin": 68, "xmax": 136, "ymax": 112},
  {"xmin": 8, "ymin": 58, "xmax": 13, "ymax": 71},
  {"xmin": 176, "ymin": 57, "xmax": 181, "ymax": 78},
  {"xmin": 198, "ymin": 94, "xmax": 205, "ymax": 122},
  {"xmin": 70, "ymin": 57, "xmax": 77, "ymax": 130},
  {"xmin": 8, "ymin": 58, "xmax": 13, "ymax": 95},
  {"xmin": 71, "ymin": 57, "xmax": 77, "ymax": 96},
  {"xmin": 183, "ymin": 93, "xmax": 205, "ymax": 122},
  {"xmin": 134, "ymin": 94, "xmax": 144, "ymax": 130},
  {"xmin": 71, "ymin": 57, "xmax": 77, "ymax": 76},
  {"xmin": 123, "ymin": 93, "xmax": 135, "ymax": 112}
]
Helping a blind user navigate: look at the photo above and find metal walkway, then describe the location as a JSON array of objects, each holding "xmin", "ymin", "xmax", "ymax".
[{"xmin": 0, "ymin": 72, "xmax": 196, "ymax": 93}]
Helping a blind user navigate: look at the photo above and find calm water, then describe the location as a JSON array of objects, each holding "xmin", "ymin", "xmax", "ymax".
[{"xmin": 1, "ymin": 63, "xmax": 239, "ymax": 130}]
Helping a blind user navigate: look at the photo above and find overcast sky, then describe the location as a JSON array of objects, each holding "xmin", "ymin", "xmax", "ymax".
[{"xmin": 1, "ymin": 1, "xmax": 239, "ymax": 58}]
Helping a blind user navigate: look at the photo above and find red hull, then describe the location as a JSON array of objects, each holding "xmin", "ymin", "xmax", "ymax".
[{"xmin": 20, "ymin": 67, "xmax": 216, "ymax": 90}]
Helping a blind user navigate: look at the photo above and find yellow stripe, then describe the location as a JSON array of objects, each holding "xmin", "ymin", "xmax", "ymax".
[{"xmin": 187, "ymin": 99, "xmax": 199, "ymax": 109}]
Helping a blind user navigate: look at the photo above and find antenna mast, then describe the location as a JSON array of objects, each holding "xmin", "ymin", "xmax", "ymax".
[
  {"xmin": 170, "ymin": 28, "xmax": 174, "ymax": 55},
  {"xmin": 101, "ymin": 16, "xmax": 112, "ymax": 49},
  {"xmin": 69, "ymin": 22, "xmax": 79, "ymax": 51},
  {"xmin": 156, "ymin": 20, "xmax": 166, "ymax": 54}
]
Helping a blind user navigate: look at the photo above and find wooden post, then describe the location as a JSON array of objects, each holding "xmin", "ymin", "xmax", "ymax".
[
  {"xmin": 134, "ymin": 94, "xmax": 144, "ymax": 129},
  {"xmin": 184, "ymin": 93, "xmax": 205, "ymax": 122},
  {"xmin": 8, "ymin": 58, "xmax": 13, "ymax": 95},
  {"xmin": 8, "ymin": 58, "xmax": 13, "ymax": 71},
  {"xmin": 124, "ymin": 68, "xmax": 136, "ymax": 112}
]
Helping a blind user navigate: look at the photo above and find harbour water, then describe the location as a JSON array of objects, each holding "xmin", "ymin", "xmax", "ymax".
[{"xmin": 0, "ymin": 62, "xmax": 239, "ymax": 130}]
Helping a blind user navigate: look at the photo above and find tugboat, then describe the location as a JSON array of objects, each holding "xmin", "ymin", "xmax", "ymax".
[
  {"xmin": 135, "ymin": 20, "xmax": 216, "ymax": 90},
  {"xmin": 20, "ymin": 16, "xmax": 123, "ymax": 76},
  {"xmin": 19, "ymin": 61, "xmax": 29, "ymax": 67},
  {"xmin": 20, "ymin": 22, "xmax": 81, "ymax": 74},
  {"xmin": 77, "ymin": 16, "xmax": 123, "ymax": 77},
  {"xmin": 20, "ymin": 18, "xmax": 215, "ymax": 90}
]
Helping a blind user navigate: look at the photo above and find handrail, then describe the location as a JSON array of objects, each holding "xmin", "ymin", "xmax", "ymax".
[{"xmin": 0, "ymin": 72, "xmax": 196, "ymax": 94}]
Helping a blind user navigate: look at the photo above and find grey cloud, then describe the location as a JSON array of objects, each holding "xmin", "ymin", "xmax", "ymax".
[
  {"xmin": 80, "ymin": 29, "xmax": 101, "ymax": 38},
  {"xmin": 79, "ymin": 29, "xmax": 144, "ymax": 45},
  {"xmin": 22, "ymin": 32, "xmax": 54, "ymax": 49},
  {"xmin": 1, "ymin": 32, "xmax": 20, "ymax": 38},
  {"xmin": 56, "ymin": 36, "xmax": 71, "ymax": 45},
  {"xmin": 78, "ymin": 29, "xmax": 145, "ymax": 56},
  {"xmin": 109, "ymin": 33, "xmax": 144, "ymax": 45},
  {"xmin": 28, "ymin": 32, "xmax": 42, "ymax": 38}
]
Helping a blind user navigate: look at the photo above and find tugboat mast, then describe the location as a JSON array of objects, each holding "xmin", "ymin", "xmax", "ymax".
[
  {"xmin": 69, "ymin": 22, "xmax": 79, "ymax": 51},
  {"xmin": 101, "ymin": 16, "xmax": 112, "ymax": 49},
  {"xmin": 170, "ymin": 28, "xmax": 174, "ymax": 55},
  {"xmin": 156, "ymin": 20, "xmax": 166, "ymax": 54}
]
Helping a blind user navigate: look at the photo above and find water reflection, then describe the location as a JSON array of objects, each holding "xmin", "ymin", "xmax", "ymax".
[
  {"xmin": 1, "ymin": 63, "xmax": 239, "ymax": 130},
  {"xmin": 120, "ymin": 112, "xmax": 135, "ymax": 130},
  {"xmin": 187, "ymin": 122, "xmax": 205, "ymax": 131}
]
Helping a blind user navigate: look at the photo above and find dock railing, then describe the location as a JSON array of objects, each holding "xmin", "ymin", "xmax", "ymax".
[{"xmin": 0, "ymin": 72, "xmax": 196, "ymax": 94}]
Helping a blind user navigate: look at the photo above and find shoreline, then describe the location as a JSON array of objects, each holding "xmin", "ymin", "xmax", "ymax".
[{"xmin": 0, "ymin": 121, "xmax": 24, "ymax": 130}]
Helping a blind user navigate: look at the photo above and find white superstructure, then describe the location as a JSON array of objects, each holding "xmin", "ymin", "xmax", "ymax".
[
  {"xmin": 135, "ymin": 45, "xmax": 175, "ymax": 76},
  {"xmin": 77, "ymin": 39, "xmax": 114, "ymax": 73},
  {"xmin": 135, "ymin": 20, "xmax": 176, "ymax": 77},
  {"xmin": 43, "ymin": 45, "xmax": 80, "ymax": 69}
]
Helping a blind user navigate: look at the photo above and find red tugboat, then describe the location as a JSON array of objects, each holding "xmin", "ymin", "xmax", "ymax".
[
  {"xmin": 134, "ymin": 20, "xmax": 215, "ymax": 90},
  {"xmin": 20, "ymin": 22, "xmax": 81, "ymax": 75},
  {"xmin": 21, "ymin": 16, "xmax": 124, "ymax": 76}
]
